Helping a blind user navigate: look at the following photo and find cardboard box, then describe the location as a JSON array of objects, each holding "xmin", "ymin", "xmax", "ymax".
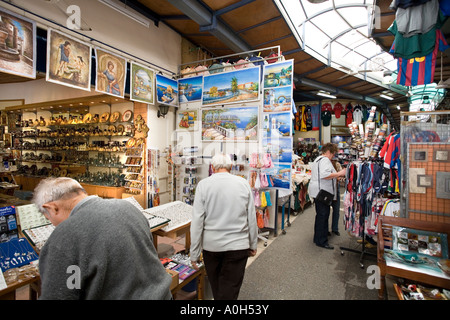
[{"xmin": 166, "ymin": 268, "xmax": 179, "ymax": 291}]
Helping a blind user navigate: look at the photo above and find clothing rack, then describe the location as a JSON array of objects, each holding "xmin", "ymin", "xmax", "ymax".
[{"xmin": 340, "ymin": 159, "xmax": 385, "ymax": 268}]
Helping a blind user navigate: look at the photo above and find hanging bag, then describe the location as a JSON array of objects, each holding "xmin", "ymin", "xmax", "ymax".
[
  {"xmin": 256, "ymin": 209, "xmax": 265, "ymax": 228},
  {"xmin": 265, "ymin": 191, "xmax": 272, "ymax": 206},
  {"xmin": 260, "ymin": 172, "xmax": 268, "ymax": 188},
  {"xmin": 260, "ymin": 190, "xmax": 267, "ymax": 207},
  {"xmin": 315, "ymin": 157, "xmax": 334, "ymax": 206}
]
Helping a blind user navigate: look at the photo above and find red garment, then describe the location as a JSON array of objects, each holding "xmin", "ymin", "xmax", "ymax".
[
  {"xmin": 333, "ymin": 102, "xmax": 343, "ymax": 118},
  {"xmin": 321, "ymin": 102, "xmax": 332, "ymax": 112}
]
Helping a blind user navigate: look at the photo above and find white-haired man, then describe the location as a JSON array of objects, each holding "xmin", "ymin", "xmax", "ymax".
[
  {"xmin": 190, "ymin": 153, "xmax": 258, "ymax": 300},
  {"xmin": 33, "ymin": 177, "xmax": 172, "ymax": 300}
]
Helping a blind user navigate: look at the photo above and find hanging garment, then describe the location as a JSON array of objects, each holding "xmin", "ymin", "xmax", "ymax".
[
  {"xmin": 260, "ymin": 191, "xmax": 267, "ymax": 207},
  {"xmin": 311, "ymin": 105, "xmax": 320, "ymax": 131},
  {"xmin": 394, "ymin": 29, "xmax": 450, "ymax": 86},
  {"xmin": 305, "ymin": 105, "xmax": 313, "ymax": 131},
  {"xmin": 395, "ymin": 0, "xmax": 440, "ymax": 38},
  {"xmin": 321, "ymin": 110, "xmax": 332, "ymax": 127},
  {"xmin": 333, "ymin": 102, "xmax": 343, "ymax": 118},
  {"xmin": 388, "ymin": 11, "xmax": 446, "ymax": 59},
  {"xmin": 353, "ymin": 108, "xmax": 363, "ymax": 125}
]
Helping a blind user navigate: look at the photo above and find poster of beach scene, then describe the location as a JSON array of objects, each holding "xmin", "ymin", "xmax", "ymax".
[
  {"xmin": 263, "ymin": 86, "xmax": 292, "ymax": 112},
  {"xmin": 178, "ymin": 76, "xmax": 202, "ymax": 103},
  {"xmin": 201, "ymin": 106, "xmax": 258, "ymax": 141},
  {"xmin": 262, "ymin": 137, "xmax": 292, "ymax": 163},
  {"xmin": 130, "ymin": 62, "xmax": 154, "ymax": 104},
  {"xmin": 263, "ymin": 59, "xmax": 293, "ymax": 88},
  {"xmin": 264, "ymin": 163, "xmax": 291, "ymax": 189},
  {"xmin": 156, "ymin": 74, "xmax": 178, "ymax": 107},
  {"xmin": 262, "ymin": 112, "xmax": 292, "ymax": 139},
  {"xmin": 0, "ymin": 8, "xmax": 36, "ymax": 79},
  {"xmin": 202, "ymin": 67, "xmax": 260, "ymax": 106}
]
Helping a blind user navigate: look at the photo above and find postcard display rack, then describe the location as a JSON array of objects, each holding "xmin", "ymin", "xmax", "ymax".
[
  {"xmin": 400, "ymin": 111, "xmax": 450, "ymax": 223},
  {"xmin": 175, "ymin": 46, "xmax": 294, "ymax": 236}
]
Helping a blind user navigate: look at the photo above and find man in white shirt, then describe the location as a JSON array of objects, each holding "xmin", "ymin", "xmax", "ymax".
[{"xmin": 190, "ymin": 153, "xmax": 258, "ymax": 300}]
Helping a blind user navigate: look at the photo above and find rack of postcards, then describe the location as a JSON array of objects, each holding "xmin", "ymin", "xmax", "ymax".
[
  {"xmin": 123, "ymin": 137, "xmax": 145, "ymax": 195},
  {"xmin": 175, "ymin": 146, "xmax": 200, "ymax": 206}
]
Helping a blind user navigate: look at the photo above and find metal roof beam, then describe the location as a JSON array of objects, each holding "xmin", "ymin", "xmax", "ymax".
[{"xmin": 165, "ymin": 0, "xmax": 252, "ymax": 53}]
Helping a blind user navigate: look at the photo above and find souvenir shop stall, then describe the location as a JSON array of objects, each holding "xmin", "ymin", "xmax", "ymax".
[
  {"xmin": 174, "ymin": 45, "xmax": 295, "ymax": 238},
  {"xmin": 290, "ymin": 100, "xmax": 390, "ymax": 214},
  {"xmin": 339, "ymin": 106, "xmax": 450, "ymax": 299},
  {"xmin": 340, "ymin": 106, "xmax": 400, "ymax": 267},
  {"xmin": 376, "ymin": 110, "xmax": 450, "ymax": 300}
]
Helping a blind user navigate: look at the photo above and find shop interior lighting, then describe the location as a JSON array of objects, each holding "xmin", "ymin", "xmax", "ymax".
[
  {"xmin": 98, "ymin": 0, "xmax": 150, "ymax": 28},
  {"xmin": 396, "ymin": 105, "xmax": 401, "ymax": 110},
  {"xmin": 380, "ymin": 94, "xmax": 394, "ymax": 100},
  {"xmin": 316, "ymin": 91, "xmax": 337, "ymax": 99},
  {"xmin": 158, "ymin": 105, "xmax": 170, "ymax": 118}
]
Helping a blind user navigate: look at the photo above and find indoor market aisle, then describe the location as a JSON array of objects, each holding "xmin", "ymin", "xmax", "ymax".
[{"xmin": 239, "ymin": 203, "xmax": 380, "ymax": 300}]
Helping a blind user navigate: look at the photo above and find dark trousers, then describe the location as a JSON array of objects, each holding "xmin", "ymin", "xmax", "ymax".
[
  {"xmin": 314, "ymin": 200, "xmax": 331, "ymax": 246},
  {"xmin": 331, "ymin": 188, "xmax": 340, "ymax": 233},
  {"xmin": 203, "ymin": 249, "xmax": 249, "ymax": 300}
]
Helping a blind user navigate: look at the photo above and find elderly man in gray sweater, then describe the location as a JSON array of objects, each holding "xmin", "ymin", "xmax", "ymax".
[
  {"xmin": 190, "ymin": 153, "xmax": 258, "ymax": 300},
  {"xmin": 33, "ymin": 177, "xmax": 172, "ymax": 300}
]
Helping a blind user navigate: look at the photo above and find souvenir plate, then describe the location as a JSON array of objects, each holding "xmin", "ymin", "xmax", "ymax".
[
  {"xmin": 83, "ymin": 113, "xmax": 92, "ymax": 123},
  {"xmin": 110, "ymin": 111, "xmax": 120, "ymax": 123},
  {"xmin": 100, "ymin": 112, "xmax": 110, "ymax": 123},
  {"xmin": 126, "ymin": 138, "xmax": 136, "ymax": 148},
  {"xmin": 108, "ymin": 125, "xmax": 117, "ymax": 133},
  {"xmin": 122, "ymin": 110, "xmax": 133, "ymax": 122},
  {"xmin": 117, "ymin": 124, "xmax": 125, "ymax": 134}
]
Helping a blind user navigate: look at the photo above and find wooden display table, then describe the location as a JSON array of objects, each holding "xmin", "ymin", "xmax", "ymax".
[
  {"xmin": 0, "ymin": 267, "xmax": 40, "ymax": 300},
  {"xmin": 377, "ymin": 216, "xmax": 450, "ymax": 299}
]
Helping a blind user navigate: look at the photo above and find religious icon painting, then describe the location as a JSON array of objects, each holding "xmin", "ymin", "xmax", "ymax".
[
  {"xmin": 0, "ymin": 7, "xmax": 36, "ymax": 79},
  {"xmin": 46, "ymin": 28, "xmax": 92, "ymax": 91},
  {"xmin": 95, "ymin": 47, "xmax": 127, "ymax": 98},
  {"xmin": 130, "ymin": 61, "xmax": 155, "ymax": 104}
]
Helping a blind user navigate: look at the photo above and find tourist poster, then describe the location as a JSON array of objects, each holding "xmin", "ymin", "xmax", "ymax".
[
  {"xmin": 263, "ymin": 59, "xmax": 293, "ymax": 88},
  {"xmin": 130, "ymin": 62, "xmax": 154, "ymax": 104},
  {"xmin": 201, "ymin": 106, "xmax": 258, "ymax": 141},
  {"xmin": 0, "ymin": 8, "xmax": 36, "ymax": 79},
  {"xmin": 178, "ymin": 76, "xmax": 203, "ymax": 103},
  {"xmin": 202, "ymin": 67, "xmax": 260, "ymax": 106},
  {"xmin": 156, "ymin": 74, "xmax": 178, "ymax": 107},
  {"xmin": 46, "ymin": 28, "xmax": 92, "ymax": 91},
  {"xmin": 95, "ymin": 47, "xmax": 127, "ymax": 98},
  {"xmin": 261, "ymin": 112, "xmax": 292, "ymax": 139},
  {"xmin": 262, "ymin": 137, "xmax": 293, "ymax": 164},
  {"xmin": 263, "ymin": 86, "xmax": 293, "ymax": 112},
  {"xmin": 264, "ymin": 163, "xmax": 291, "ymax": 189}
]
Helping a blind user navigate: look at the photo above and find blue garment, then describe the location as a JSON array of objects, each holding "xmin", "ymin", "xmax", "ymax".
[
  {"xmin": 390, "ymin": 0, "xmax": 433, "ymax": 9},
  {"xmin": 311, "ymin": 104, "xmax": 320, "ymax": 131},
  {"xmin": 441, "ymin": 0, "xmax": 450, "ymax": 16}
]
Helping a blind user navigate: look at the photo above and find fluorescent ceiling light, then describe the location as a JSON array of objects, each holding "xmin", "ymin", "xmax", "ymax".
[
  {"xmin": 316, "ymin": 91, "xmax": 337, "ymax": 99},
  {"xmin": 98, "ymin": 0, "xmax": 150, "ymax": 28},
  {"xmin": 396, "ymin": 105, "xmax": 401, "ymax": 110},
  {"xmin": 380, "ymin": 94, "xmax": 394, "ymax": 100}
]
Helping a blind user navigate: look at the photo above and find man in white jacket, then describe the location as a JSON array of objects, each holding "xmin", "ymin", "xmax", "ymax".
[{"xmin": 190, "ymin": 153, "xmax": 258, "ymax": 300}]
